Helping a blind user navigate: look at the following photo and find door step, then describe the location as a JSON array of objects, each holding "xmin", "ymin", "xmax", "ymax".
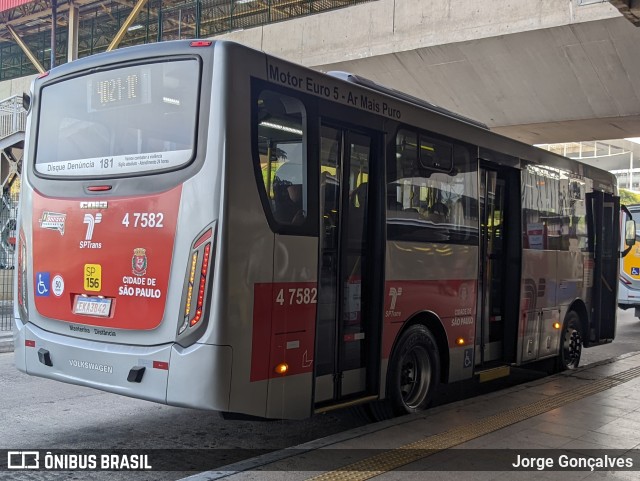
[
  {"xmin": 477, "ymin": 365, "xmax": 510, "ymax": 383},
  {"xmin": 314, "ymin": 394, "xmax": 378, "ymax": 414}
]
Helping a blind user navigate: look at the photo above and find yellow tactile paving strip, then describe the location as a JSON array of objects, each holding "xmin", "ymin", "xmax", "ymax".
[{"xmin": 309, "ymin": 365, "xmax": 640, "ymax": 481}]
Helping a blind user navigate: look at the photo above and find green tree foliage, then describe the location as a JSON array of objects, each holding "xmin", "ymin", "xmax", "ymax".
[{"xmin": 620, "ymin": 189, "xmax": 640, "ymax": 206}]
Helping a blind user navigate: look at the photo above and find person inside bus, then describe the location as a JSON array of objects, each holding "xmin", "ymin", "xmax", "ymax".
[{"xmin": 273, "ymin": 178, "xmax": 305, "ymax": 225}]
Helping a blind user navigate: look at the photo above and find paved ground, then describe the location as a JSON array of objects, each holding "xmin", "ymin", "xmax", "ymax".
[{"xmin": 188, "ymin": 352, "xmax": 640, "ymax": 481}]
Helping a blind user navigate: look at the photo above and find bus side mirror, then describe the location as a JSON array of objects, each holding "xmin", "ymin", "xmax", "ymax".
[
  {"xmin": 22, "ymin": 92, "xmax": 31, "ymax": 112},
  {"xmin": 625, "ymin": 220, "xmax": 636, "ymax": 247}
]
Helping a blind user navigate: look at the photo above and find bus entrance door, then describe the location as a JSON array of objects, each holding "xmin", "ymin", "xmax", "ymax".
[
  {"xmin": 477, "ymin": 167, "xmax": 506, "ymax": 364},
  {"xmin": 314, "ymin": 125, "xmax": 377, "ymax": 409},
  {"xmin": 586, "ymin": 191, "xmax": 620, "ymax": 344}
]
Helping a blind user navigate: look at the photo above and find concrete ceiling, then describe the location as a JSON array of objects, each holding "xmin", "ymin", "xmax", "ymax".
[{"xmin": 314, "ymin": 16, "xmax": 640, "ymax": 145}]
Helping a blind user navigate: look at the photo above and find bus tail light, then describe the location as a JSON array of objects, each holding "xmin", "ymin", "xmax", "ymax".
[
  {"xmin": 178, "ymin": 226, "xmax": 216, "ymax": 340},
  {"xmin": 190, "ymin": 40, "xmax": 212, "ymax": 47}
]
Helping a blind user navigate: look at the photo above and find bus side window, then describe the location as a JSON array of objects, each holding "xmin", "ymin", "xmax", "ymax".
[
  {"xmin": 256, "ymin": 90, "xmax": 307, "ymax": 229},
  {"xmin": 387, "ymin": 128, "xmax": 477, "ymax": 244}
]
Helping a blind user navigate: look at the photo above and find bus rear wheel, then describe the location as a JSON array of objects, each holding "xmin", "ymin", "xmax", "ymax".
[
  {"xmin": 388, "ymin": 324, "xmax": 440, "ymax": 415},
  {"xmin": 557, "ymin": 311, "xmax": 582, "ymax": 371}
]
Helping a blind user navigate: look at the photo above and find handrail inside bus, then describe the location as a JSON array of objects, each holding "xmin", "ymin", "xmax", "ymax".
[{"xmin": 326, "ymin": 71, "xmax": 489, "ymax": 130}]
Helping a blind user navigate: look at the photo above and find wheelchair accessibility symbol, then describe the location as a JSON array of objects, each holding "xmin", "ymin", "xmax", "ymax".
[
  {"xmin": 36, "ymin": 272, "xmax": 50, "ymax": 297},
  {"xmin": 632, "ymin": 267, "xmax": 640, "ymax": 276},
  {"xmin": 463, "ymin": 348, "xmax": 473, "ymax": 368}
]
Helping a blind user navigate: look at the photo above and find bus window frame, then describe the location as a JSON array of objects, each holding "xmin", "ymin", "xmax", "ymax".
[
  {"xmin": 386, "ymin": 124, "xmax": 479, "ymax": 246},
  {"xmin": 251, "ymin": 79, "xmax": 318, "ymax": 237},
  {"xmin": 31, "ymin": 55, "xmax": 204, "ymax": 181}
]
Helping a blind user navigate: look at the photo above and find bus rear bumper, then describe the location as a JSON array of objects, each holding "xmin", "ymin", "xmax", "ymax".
[{"xmin": 15, "ymin": 320, "xmax": 231, "ymax": 411}]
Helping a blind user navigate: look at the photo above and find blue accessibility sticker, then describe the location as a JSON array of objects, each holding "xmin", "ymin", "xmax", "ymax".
[
  {"xmin": 35, "ymin": 272, "xmax": 50, "ymax": 297},
  {"xmin": 632, "ymin": 267, "xmax": 640, "ymax": 276}
]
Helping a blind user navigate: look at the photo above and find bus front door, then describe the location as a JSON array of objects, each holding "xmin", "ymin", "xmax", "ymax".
[
  {"xmin": 587, "ymin": 191, "xmax": 620, "ymax": 344},
  {"xmin": 314, "ymin": 125, "xmax": 378, "ymax": 409}
]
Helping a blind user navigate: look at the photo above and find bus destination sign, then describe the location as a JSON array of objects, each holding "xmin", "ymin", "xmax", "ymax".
[{"xmin": 87, "ymin": 67, "xmax": 151, "ymax": 111}]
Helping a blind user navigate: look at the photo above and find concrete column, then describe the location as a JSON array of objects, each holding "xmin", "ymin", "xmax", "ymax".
[{"xmin": 68, "ymin": 1, "xmax": 80, "ymax": 62}]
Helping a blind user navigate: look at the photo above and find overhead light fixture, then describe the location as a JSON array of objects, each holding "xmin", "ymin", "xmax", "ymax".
[
  {"xmin": 127, "ymin": 24, "xmax": 144, "ymax": 32},
  {"xmin": 259, "ymin": 121, "xmax": 303, "ymax": 136}
]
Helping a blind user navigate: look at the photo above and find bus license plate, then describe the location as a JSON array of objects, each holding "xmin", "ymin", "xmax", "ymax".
[{"xmin": 74, "ymin": 296, "xmax": 112, "ymax": 317}]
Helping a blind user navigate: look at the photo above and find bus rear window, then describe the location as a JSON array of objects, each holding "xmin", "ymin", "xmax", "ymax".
[{"xmin": 35, "ymin": 58, "xmax": 199, "ymax": 177}]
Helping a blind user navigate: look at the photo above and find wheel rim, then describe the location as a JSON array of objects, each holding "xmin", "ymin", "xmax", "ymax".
[
  {"xmin": 563, "ymin": 327, "xmax": 582, "ymax": 369},
  {"xmin": 399, "ymin": 345, "xmax": 431, "ymax": 409}
]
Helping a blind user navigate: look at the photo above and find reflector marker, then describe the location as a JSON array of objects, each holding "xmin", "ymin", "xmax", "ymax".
[
  {"xmin": 193, "ymin": 229, "xmax": 212, "ymax": 249},
  {"xmin": 152, "ymin": 361, "xmax": 169, "ymax": 370}
]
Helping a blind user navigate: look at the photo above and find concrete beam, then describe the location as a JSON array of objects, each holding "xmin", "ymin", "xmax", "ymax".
[
  {"xmin": 106, "ymin": 0, "xmax": 149, "ymax": 52},
  {"xmin": 218, "ymin": 0, "xmax": 640, "ymax": 142},
  {"xmin": 6, "ymin": 25, "xmax": 45, "ymax": 73}
]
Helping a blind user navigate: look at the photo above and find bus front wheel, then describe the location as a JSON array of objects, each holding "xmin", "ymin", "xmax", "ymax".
[
  {"xmin": 557, "ymin": 311, "xmax": 582, "ymax": 371},
  {"xmin": 388, "ymin": 324, "xmax": 440, "ymax": 415}
]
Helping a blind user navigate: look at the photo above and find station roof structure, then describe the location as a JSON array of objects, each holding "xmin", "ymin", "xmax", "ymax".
[{"xmin": 0, "ymin": 0, "xmax": 370, "ymax": 80}]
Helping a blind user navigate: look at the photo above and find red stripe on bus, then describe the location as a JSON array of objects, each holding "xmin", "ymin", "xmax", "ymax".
[
  {"xmin": 250, "ymin": 279, "xmax": 477, "ymax": 382},
  {"xmin": 251, "ymin": 282, "xmax": 317, "ymax": 382}
]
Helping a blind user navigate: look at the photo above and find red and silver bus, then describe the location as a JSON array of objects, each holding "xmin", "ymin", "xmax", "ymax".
[{"xmin": 14, "ymin": 40, "xmax": 634, "ymax": 419}]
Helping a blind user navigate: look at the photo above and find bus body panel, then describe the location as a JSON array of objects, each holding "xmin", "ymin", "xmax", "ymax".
[
  {"xmin": 556, "ymin": 250, "xmax": 588, "ymax": 306},
  {"xmin": 18, "ymin": 174, "xmax": 220, "ymax": 347},
  {"xmin": 384, "ymin": 240, "xmax": 478, "ymax": 383},
  {"xmin": 18, "ymin": 320, "xmax": 172, "ymax": 403},
  {"xmin": 221, "ymin": 43, "xmax": 277, "ymax": 417},
  {"xmin": 265, "ymin": 235, "xmax": 318, "ymax": 419},
  {"xmin": 31, "ymin": 186, "xmax": 181, "ymax": 330},
  {"xmin": 166, "ymin": 342, "xmax": 233, "ymax": 410},
  {"xmin": 519, "ymin": 249, "xmax": 560, "ymax": 364}
]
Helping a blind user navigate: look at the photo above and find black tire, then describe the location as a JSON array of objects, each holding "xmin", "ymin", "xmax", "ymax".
[
  {"xmin": 387, "ymin": 324, "xmax": 440, "ymax": 415},
  {"xmin": 557, "ymin": 311, "xmax": 582, "ymax": 371}
]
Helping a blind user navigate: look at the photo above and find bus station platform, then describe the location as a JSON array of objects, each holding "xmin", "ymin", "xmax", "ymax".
[{"xmin": 184, "ymin": 352, "xmax": 640, "ymax": 481}]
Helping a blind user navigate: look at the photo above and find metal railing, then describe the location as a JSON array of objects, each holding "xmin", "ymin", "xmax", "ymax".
[
  {"xmin": 0, "ymin": 188, "xmax": 17, "ymax": 331},
  {"xmin": 0, "ymin": 95, "xmax": 26, "ymax": 139},
  {"xmin": 0, "ymin": 94, "xmax": 24, "ymax": 331}
]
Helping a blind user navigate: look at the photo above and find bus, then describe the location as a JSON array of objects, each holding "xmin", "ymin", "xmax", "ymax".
[
  {"xmin": 619, "ymin": 204, "xmax": 640, "ymax": 318},
  {"xmin": 14, "ymin": 40, "xmax": 635, "ymax": 420}
]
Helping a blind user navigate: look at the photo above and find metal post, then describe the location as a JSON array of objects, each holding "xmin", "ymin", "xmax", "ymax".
[
  {"xmin": 157, "ymin": 4, "xmax": 163, "ymax": 42},
  {"xmin": 195, "ymin": 0, "xmax": 201, "ymax": 38},
  {"xmin": 630, "ymin": 151, "xmax": 634, "ymax": 191},
  {"xmin": 68, "ymin": 1, "xmax": 80, "ymax": 62},
  {"xmin": 51, "ymin": 0, "xmax": 57, "ymax": 68}
]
